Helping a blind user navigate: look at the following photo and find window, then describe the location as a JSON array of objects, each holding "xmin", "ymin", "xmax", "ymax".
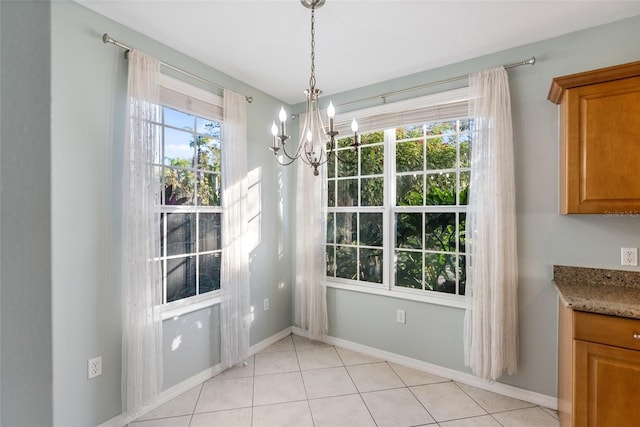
[
  {"xmin": 326, "ymin": 130, "xmax": 385, "ymax": 285},
  {"xmin": 393, "ymin": 120, "xmax": 470, "ymax": 295},
  {"xmin": 154, "ymin": 76, "xmax": 224, "ymax": 309},
  {"xmin": 325, "ymin": 89, "xmax": 471, "ymax": 303}
]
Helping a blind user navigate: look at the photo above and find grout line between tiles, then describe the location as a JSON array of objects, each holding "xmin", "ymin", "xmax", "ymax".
[
  {"xmin": 250, "ymin": 359, "xmax": 256, "ymax": 426},
  {"xmin": 356, "ymin": 391, "xmax": 378, "ymax": 426},
  {"xmin": 293, "ymin": 336, "xmax": 318, "ymax": 427},
  {"xmin": 450, "ymin": 380, "xmax": 491, "ymax": 417},
  {"xmin": 186, "ymin": 383, "xmax": 205, "ymax": 426},
  {"xmin": 490, "ymin": 412, "xmax": 507, "ymax": 427},
  {"xmin": 406, "ymin": 380, "xmax": 440, "ymax": 425}
]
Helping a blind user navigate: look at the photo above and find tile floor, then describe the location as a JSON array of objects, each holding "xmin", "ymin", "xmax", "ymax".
[{"xmin": 129, "ymin": 334, "xmax": 559, "ymax": 427}]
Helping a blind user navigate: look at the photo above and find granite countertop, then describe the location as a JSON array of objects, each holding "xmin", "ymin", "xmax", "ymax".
[{"xmin": 553, "ymin": 265, "xmax": 640, "ymax": 320}]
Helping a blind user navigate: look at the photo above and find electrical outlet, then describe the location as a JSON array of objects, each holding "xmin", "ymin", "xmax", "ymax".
[
  {"xmin": 621, "ymin": 248, "xmax": 638, "ymax": 266},
  {"xmin": 263, "ymin": 298, "xmax": 270, "ymax": 311},
  {"xmin": 396, "ymin": 309, "xmax": 406, "ymax": 324},
  {"xmin": 88, "ymin": 356, "xmax": 102, "ymax": 379}
]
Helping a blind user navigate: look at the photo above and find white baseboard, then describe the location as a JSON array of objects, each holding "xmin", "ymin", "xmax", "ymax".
[
  {"xmin": 292, "ymin": 326, "xmax": 557, "ymax": 410},
  {"xmin": 249, "ymin": 326, "xmax": 293, "ymax": 355},
  {"xmin": 97, "ymin": 326, "xmax": 293, "ymax": 427},
  {"xmin": 97, "ymin": 363, "xmax": 225, "ymax": 427},
  {"xmin": 97, "ymin": 411, "xmax": 127, "ymax": 427}
]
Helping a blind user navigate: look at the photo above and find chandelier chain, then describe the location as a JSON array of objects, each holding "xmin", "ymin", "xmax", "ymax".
[{"xmin": 309, "ymin": 5, "xmax": 316, "ymax": 89}]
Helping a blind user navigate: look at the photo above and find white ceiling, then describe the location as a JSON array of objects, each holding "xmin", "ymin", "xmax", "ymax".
[{"xmin": 78, "ymin": 0, "xmax": 640, "ymax": 104}]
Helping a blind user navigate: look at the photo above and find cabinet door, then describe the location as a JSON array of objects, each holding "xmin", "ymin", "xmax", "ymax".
[
  {"xmin": 561, "ymin": 77, "xmax": 640, "ymax": 214},
  {"xmin": 574, "ymin": 339, "xmax": 640, "ymax": 426}
]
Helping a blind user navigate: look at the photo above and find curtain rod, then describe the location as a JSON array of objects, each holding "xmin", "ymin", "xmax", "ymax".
[
  {"xmin": 102, "ymin": 33, "xmax": 253, "ymax": 103},
  {"xmin": 337, "ymin": 56, "xmax": 536, "ymax": 108}
]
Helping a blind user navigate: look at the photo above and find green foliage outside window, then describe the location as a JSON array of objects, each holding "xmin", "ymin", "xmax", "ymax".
[{"xmin": 164, "ymin": 122, "xmax": 222, "ymax": 207}]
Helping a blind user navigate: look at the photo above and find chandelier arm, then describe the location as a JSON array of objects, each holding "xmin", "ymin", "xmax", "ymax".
[
  {"xmin": 279, "ymin": 137, "xmax": 307, "ymax": 161},
  {"xmin": 327, "ymin": 135, "xmax": 360, "ymax": 165},
  {"xmin": 273, "ymin": 137, "xmax": 314, "ymax": 167},
  {"xmin": 273, "ymin": 152, "xmax": 302, "ymax": 167}
]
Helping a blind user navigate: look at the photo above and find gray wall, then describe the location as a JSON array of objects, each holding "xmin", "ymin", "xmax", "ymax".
[
  {"xmin": 299, "ymin": 14, "xmax": 640, "ymax": 397},
  {"xmin": 50, "ymin": 2, "xmax": 293, "ymax": 425},
  {"xmin": 0, "ymin": 1, "xmax": 53, "ymax": 426}
]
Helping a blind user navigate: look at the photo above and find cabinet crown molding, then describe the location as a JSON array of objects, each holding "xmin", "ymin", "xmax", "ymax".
[{"xmin": 548, "ymin": 60, "xmax": 640, "ymax": 104}]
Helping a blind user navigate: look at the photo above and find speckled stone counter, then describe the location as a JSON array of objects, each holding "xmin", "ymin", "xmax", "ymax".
[{"xmin": 553, "ymin": 265, "xmax": 640, "ymax": 320}]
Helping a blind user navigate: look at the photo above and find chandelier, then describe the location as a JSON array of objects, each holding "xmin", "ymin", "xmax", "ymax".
[{"xmin": 270, "ymin": 0, "xmax": 359, "ymax": 176}]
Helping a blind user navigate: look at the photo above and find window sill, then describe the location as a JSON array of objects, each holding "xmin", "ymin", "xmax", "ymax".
[
  {"xmin": 160, "ymin": 293, "xmax": 221, "ymax": 321},
  {"xmin": 325, "ymin": 280, "xmax": 466, "ymax": 309}
]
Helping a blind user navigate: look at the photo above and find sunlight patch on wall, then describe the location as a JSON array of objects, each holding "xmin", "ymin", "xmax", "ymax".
[
  {"xmin": 171, "ymin": 334, "xmax": 182, "ymax": 351},
  {"xmin": 278, "ymin": 169, "xmax": 285, "ymax": 259},
  {"xmin": 248, "ymin": 167, "xmax": 262, "ymax": 252}
]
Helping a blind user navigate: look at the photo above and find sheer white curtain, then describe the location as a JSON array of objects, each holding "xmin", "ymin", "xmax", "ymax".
[
  {"xmin": 220, "ymin": 89, "xmax": 250, "ymax": 368},
  {"xmin": 464, "ymin": 67, "xmax": 519, "ymax": 381},
  {"xmin": 121, "ymin": 50, "xmax": 163, "ymax": 413},
  {"xmin": 294, "ymin": 137, "xmax": 329, "ymax": 340}
]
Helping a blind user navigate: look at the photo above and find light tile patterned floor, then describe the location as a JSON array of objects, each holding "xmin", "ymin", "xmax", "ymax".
[{"xmin": 129, "ymin": 335, "xmax": 559, "ymax": 427}]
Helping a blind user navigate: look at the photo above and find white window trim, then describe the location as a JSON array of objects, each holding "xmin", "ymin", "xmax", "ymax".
[
  {"xmin": 326, "ymin": 87, "xmax": 471, "ymax": 307},
  {"xmin": 160, "ymin": 292, "xmax": 221, "ymax": 320},
  {"xmin": 333, "ymin": 87, "xmax": 470, "ymax": 133},
  {"xmin": 160, "ymin": 74, "xmax": 223, "ymax": 109},
  {"xmin": 159, "ymin": 74, "xmax": 223, "ymax": 123},
  {"xmin": 326, "ymin": 281, "xmax": 465, "ymax": 309}
]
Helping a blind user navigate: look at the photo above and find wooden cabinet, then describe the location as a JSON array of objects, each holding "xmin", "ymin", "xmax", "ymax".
[
  {"xmin": 558, "ymin": 304, "xmax": 640, "ymax": 426},
  {"xmin": 548, "ymin": 61, "xmax": 640, "ymax": 214}
]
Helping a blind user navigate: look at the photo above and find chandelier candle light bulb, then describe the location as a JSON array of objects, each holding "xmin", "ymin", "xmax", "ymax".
[
  {"xmin": 271, "ymin": 121, "xmax": 278, "ymax": 150},
  {"xmin": 351, "ymin": 118, "xmax": 359, "ymax": 149},
  {"xmin": 306, "ymin": 129, "xmax": 313, "ymax": 155},
  {"xmin": 279, "ymin": 106, "xmax": 287, "ymax": 137},
  {"xmin": 327, "ymin": 101, "xmax": 335, "ymax": 128}
]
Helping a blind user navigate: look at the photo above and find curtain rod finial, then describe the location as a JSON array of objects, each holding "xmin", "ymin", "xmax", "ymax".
[{"xmin": 102, "ymin": 33, "xmax": 110, "ymax": 44}]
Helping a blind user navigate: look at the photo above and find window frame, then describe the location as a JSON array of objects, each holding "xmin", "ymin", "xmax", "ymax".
[
  {"xmin": 326, "ymin": 88, "xmax": 471, "ymax": 309},
  {"xmin": 155, "ymin": 75, "xmax": 225, "ymax": 319}
]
